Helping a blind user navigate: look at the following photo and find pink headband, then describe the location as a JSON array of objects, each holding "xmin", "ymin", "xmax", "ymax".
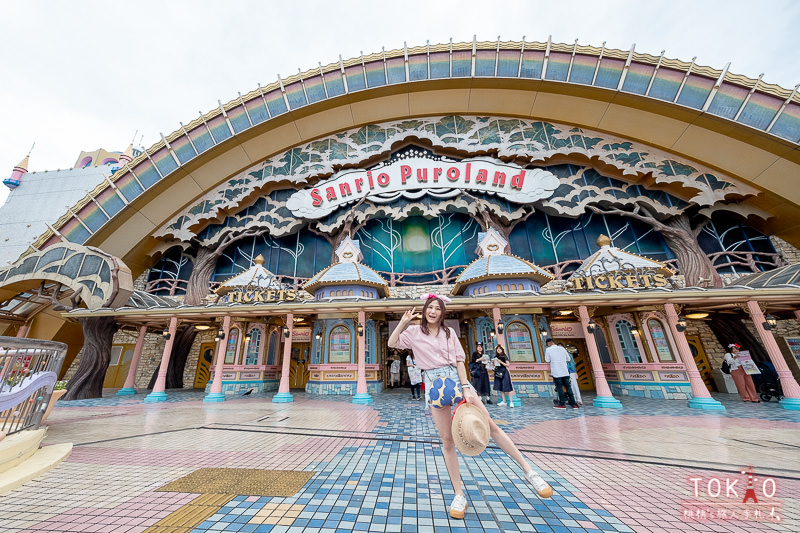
[{"xmin": 421, "ymin": 292, "xmax": 451, "ymax": 304}]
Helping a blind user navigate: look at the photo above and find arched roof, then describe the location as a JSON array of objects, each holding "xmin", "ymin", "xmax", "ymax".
[{"xmin": 28, "ymin": 39, "xmax": 800, "ymax": 279}]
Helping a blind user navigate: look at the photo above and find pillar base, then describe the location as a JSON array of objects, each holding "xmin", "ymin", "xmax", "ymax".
[
  {"xmin": 593, "ymin": 396, "xmax": 623, "ymax": 409},
  {"xmin": 143, "ymin": 391, "xmax": 167, "ymax": 403},
  {"xmin": 116, "ymin": 388, "xmax": 137, "ymax": 396},
  {"xmin": 203, "ymin": 392, "xmax": 226, "ymax": 403},
  {"xmin": 352, "ymin": 393, "xmax": 373, "ymax": 405},
  {"xmin": 688, "ymin": 396, "xmax": 726, "ymax": 410},
  {"xmin": 272, "ymin": 392, "xmax": 294, "ymax": 403},
  {"xmin": 779, "ymin": 397, "xmax": 800, "ymax": 410}
]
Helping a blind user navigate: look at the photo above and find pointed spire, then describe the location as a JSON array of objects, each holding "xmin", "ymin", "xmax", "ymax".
[{"xmin": 3, "ymin": 153, "xmax": 31, "ymax": 190}]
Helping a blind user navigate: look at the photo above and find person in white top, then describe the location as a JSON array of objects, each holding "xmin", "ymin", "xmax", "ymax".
[
  {"xmin": 724, "ymin": 343, "xmax": 759, "ymax": 402},
  {"xmin": 545, "ymin": 338, "xmax": 578, "ymax": 409}
]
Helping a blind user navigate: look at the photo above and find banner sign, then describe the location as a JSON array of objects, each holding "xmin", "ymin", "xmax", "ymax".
[
  {"xmin": 286, "ymin": 156, "xmax": 560, "ymax": 219},
  {"xmin": 550, "ymin": 322, "xmax": 584, "ymax": 338}
]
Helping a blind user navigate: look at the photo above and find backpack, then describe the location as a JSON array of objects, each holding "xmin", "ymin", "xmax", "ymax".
[{"xmin": 721, "ymin": 360, "xmax": 731, "ymax": 375}]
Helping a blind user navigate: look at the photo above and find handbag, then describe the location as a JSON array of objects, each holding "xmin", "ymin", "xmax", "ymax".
[
  {"xmin": 721, "ymin": 360, "xmax": 731, "ymax": 375},
  {"xmin": 428, "ymin": 376, "xmax": 463, "ymax": 407},
  {"xmin": 408, "ymin": 366, "xmax": 422, "ymax": 385},
  {"xmin": 493, "ymin": 365, "xmax": 506, "ymax": 381}
]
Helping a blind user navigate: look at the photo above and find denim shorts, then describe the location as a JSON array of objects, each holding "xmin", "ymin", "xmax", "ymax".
[{"xmin": 422, "ymin": 365, "xmax": 461, "ymax": 409}]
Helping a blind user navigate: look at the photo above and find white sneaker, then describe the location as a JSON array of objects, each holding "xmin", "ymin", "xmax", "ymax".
[
  {"xmin": 510, "ymin": 402, "xmax": 515, "ymax": 408},
  {"xmin": 449, "ymin": 493, "xmax": 468, "ymax": 519},
  {"xmin": 525, "ymin": 470, "xmax": 553, "ymax": 498},
  {"xmin": 497, "ymin": 401, "xmax": 506, "ymax": 406}
]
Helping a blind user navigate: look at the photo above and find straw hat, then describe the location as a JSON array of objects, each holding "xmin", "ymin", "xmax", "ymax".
[{"xmin": 451, "ymin": 401, "xmax": 490, "ymax": 456}]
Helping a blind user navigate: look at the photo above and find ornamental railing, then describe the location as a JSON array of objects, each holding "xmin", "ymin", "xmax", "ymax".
[
  {"xmin": 142, "ymin": 250, "xmax": 786, "ymax": 296},
  {"xmin": 0, "ymin": 337, "xmax": 67, "ymax": 436}
]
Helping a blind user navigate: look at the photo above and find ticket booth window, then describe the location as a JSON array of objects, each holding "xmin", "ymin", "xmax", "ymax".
[
  {"xmin": 647, "ymin": 318, "xmax": 676, "ymax": 362},
  {"xmin": 505, "ymin": 321, "xmax": 535, "ymax": 362},
  {"xmin": 266, "ymin": 331, "xmax": 278, "ymax": 365},
  {"xmin": 328, "ymin": 325, "xmax": 352, "ymax": 363},
  {"xmin": 245, "ymin": 328, "xmax": 262, "ymax": 365},
  {"xmin": 225, "ymin": 328, "xmax": 240, "ymax": 364}
]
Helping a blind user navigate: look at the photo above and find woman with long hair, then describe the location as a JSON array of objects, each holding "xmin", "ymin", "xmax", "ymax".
[
  {"xmin": 493, "ymin": 345, "xmax": 515, "ymax": 407},
  {"xmin": 388, "ymin": 293, "xmax": 552, "ymax": 519},
  {"xmin": 470, "ymin": 342, "xmax": 492, "ymax": 404}
]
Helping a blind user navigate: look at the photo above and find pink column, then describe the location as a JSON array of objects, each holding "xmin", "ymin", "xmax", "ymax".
[
  {"xmin": 353, "ymin": 310, "xmax": 372, "ymax": 404},
  {"xmin": 746, "ymin": 300, "xmax": 800, "ymax": 409},
  {"xmin": 273, "ymin": 314, "xmax": 294, "ymax": 402},
  {"xmin": 665, "ymin": 303, "xmax": 724, "ymax": 409},
  {"xmin": 144, "ymin": 316, "xmax": 178, "ymax": 402},
  {"xmin": 794, "ymin": 310, "xmax": 800, "ymax": 324},
  {"xmin": 15, "ymin": 324, "xmax": 30, "ymax": 338},
  {"xmin": 492, "ymin": 307, "xmax": 506, "ymax": 348},
  {"xmin": 117, "ymin": 325, "xmax": 147, "ymax": 395},
  {"xmin": 579, "ymin": 306, "xmax": 622, "ymax": 408},
  {"xmin": 204, "ymin": 315, "xmax": 231, "ymax": 402}
]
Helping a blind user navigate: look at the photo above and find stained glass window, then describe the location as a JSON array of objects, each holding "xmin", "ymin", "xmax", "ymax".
[{"xmin": 615, "ymin": 320, "xmax": 641, "ymax": 363}]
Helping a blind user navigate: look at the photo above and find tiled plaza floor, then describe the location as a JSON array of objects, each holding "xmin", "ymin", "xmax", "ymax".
[{"xmin": 1, "ymin": 389, "xmax": 798, "ymax": 532}]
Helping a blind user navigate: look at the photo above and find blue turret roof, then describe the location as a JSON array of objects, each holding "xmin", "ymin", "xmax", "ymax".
[
  {"xmin": 452, "ymin": 254, "xmax": 553, "ymax": 295},
  {"xmin": 303, "ymin": 262, "xmax": 390, "ymax": 297}
]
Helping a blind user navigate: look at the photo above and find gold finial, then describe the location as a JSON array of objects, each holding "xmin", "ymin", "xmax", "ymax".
[
  {"xmin": 596, "ymin": 234, "xmax": 612, "ymax": 247},
  {"xmin": 254, "ymin": 254, "xmax": 265, "ymax": 265}
]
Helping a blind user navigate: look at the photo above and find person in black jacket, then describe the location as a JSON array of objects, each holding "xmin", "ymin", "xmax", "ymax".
[{"xmin": 470, "ymin": 342, "xmax": 492, "ymax": 404}]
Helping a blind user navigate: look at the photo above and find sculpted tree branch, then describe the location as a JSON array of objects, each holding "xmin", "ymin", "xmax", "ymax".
[{"xmin": 588, "ymin": 203, "xmax": 722, "ymax": 288}]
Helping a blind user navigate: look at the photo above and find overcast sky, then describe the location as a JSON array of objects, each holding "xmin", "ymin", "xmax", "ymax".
[{"xmin": 1, "ymin": 0, "xmax": 798, "ymax": 207}]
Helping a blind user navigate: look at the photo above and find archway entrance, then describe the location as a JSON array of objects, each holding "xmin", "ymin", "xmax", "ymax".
[{"xmin": 559, "ymin": 339, "xmax": 595, "ymax": 391}]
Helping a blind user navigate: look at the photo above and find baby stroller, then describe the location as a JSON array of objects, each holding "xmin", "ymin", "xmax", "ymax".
[{"xmin": 751, "ymin": 360, "xmax": 783, "ymax": 402}]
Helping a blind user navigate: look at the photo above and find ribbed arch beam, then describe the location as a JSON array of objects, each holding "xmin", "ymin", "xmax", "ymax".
[{"xmin": 30, "ymin": 40, "xmax": 800, "ymax": 276}]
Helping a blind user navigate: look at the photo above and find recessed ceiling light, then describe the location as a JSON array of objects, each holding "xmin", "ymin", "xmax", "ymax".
[
  {"xmin": 194, "ymin": 324, "xmax": 212, "ymax": 330},
  {"xmin": 685, "ymin": 312, "xmax": 709, "ymax": 319}
]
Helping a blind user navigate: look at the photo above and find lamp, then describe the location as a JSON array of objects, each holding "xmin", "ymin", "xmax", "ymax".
[
  {"xmin": 763, "ymin": 314, "xmax": 778, "ymax": 331},
  {"xmin": 244, "ymin": 333, "xmax": 251, "ymax": 343},
  {"xmin": 357, "ymin": 324, "xmax": 364, "ymax": 336},
  {"xmin": 489, "ymin": 330, "xmax": 495, "ymax": 337},
  {"xmin": 315, "ymin": 332, "xmax": 321, "ymax": 341},
  {"xmin": 676, "ymin": 317, "xmax": 687, "ymax": 333},
  {"xmin": 685, "ymin": 312, "xmax": 709, "ymax": 319},
  {"xmin": 215, "ymin": 329, "xmax": 226, "ymax": 341},
  {"xmin": 282, "ymin": 326, "xmax": 290, "ymax": 338},
  {"xmin": 162, "ymin": 328, "xmax": 171, "ymax": 340},
  {"xmin": 586, "ymin": 319, "xmax": 598, "ymax": 334},
  {"xmin": 194, "ymin": 324, "xmax": 211, "ymax": 331},
  {"xmin": 496, "ymin": 322, "xmax": 504, "ymax": 335}
]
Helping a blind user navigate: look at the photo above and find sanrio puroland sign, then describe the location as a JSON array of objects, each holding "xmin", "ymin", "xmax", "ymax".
[{"xmin": 286, "ymin": 156, "xmax": 560, "ymax": 219}]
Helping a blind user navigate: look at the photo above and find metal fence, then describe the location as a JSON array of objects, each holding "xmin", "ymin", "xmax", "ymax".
[{"xmin": 0, "ymin": 336, "xmax": 67, "ymax": 436}]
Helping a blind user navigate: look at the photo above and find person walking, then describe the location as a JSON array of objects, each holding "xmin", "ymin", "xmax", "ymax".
[
  {"xmin": 388, "ymin": 293, "xmax": 553, "ymax": 519},
  {"xmin": 389, "ymin": 354, "xmax": 401, "ymax": 389},
  {"xmin": 493, "ymin": 345, "xmax": 515, "ymax": 408},
  {"xmin": 563, "ymin": 343, "xmax": 583, "ymax": 407},
  {"xmin": 407, "ymin": 352, "xmax": 422, "ymax": 400},
  {"xmin": 724, "ymin": 343, "xmax": 760, "ymax": 402},
  {"xmin": 470, "ymin": 342, "xmax": 492, "ymax": 404},
  {"xmin": 545, "ymin": 339, "xmax": 579, "ymax": 409}
]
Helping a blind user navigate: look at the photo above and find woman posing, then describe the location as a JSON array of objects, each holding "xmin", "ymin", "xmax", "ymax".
[
  {"xmin": 388, "ymin": 294, "xmax": 553, "ymax": 519},
  {"xmin": 724, "ymin": 343, "xmax": 760, "ymax": 403},
  {"xmin": 493, "ymin": 345, "xmax": 516, "ymax": 407}
]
